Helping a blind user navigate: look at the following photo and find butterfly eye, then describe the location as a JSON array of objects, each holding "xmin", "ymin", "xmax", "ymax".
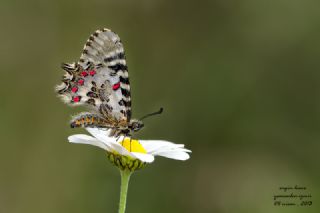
[{"xmin": 131, "ymin": 121, "xmax": 144, "ymax": 131}]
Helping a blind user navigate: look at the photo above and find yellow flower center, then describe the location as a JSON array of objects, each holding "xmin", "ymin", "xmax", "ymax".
[{"xmin": 120, "ymin": 138, "xmax": 147, "ymax": 154}]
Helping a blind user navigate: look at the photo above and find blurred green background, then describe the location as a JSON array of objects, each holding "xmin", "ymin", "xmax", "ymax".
[{"xmin": 1, "ymin": 0, "xmax": 319, "ymax": 212}]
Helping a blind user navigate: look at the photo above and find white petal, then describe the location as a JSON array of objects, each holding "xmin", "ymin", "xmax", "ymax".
[
  {"xmin": 107, "ymin": 141, "xmax": 135, "ymax": 157},
  {"xmin": 131, "ymin": 152, "xmax": 155, "ymax": 163},
  {"xmin": 139, "ymin": 140, "xmax": 189, "ymax": 154},
  {"xmin": 155, "ymin": 151, "xmax": 190, "ymax": 161},
  {"xmin": 86, "ymin": 128, "xmax": 116, "ymax": 144},
  {"xmin": 68, "ymin": 134, "xmax": 110, "ymax": 151},
  {"xmin": 153, "ymin": 147, "xmax": 191, "ymax": 156},
  {"xmin": 139, "ymin": 140, "xmax": 191, "ymax": 160}
]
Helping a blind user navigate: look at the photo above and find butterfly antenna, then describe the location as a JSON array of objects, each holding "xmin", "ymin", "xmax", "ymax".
[{"xmin": 140, "ymin": 107, "xmax": 164, "ymax": 120}]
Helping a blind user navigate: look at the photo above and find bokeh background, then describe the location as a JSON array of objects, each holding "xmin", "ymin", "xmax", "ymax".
[{"xmin": 1, "ymin": 0, "xmax": 320, "ymax": 212}]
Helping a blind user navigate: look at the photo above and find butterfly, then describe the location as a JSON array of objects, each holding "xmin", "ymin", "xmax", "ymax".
[{"xmin": 56, "ymin": 28, "xmax": 162, "ymax": 137}]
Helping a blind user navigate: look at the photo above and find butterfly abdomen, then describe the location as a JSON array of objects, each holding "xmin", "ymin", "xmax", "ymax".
[{"xmin": 70, "ymin": 113, "xmax": 106, "ymax": 128}]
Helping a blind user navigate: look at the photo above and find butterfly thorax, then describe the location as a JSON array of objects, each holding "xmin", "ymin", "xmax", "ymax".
[
  {"xmin": 110, "ymin": 118, "xmax": 144, "ymax": 137},
  {"xmin": 114, "ymin": 119, "xmax": 144, "ymax": 137}
]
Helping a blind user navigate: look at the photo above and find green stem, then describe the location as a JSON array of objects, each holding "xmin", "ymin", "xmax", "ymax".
[{"xmin": 118, "ymin": 170, "xmax": 132, "ymax": 213}]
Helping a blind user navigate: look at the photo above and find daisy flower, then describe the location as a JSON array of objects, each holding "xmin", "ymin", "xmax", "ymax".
[
  {"xmin": 68, "ymin": 128, "xmax": 191, "ymax": 171},
  {"xmin": 68, "ymin": 128, "xmax": 191, "ymax": 213}
]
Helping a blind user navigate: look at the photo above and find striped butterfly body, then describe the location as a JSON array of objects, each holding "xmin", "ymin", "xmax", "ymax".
[{"xmin": 56, "ymin": 28, "xmax": 148, "ymax": 137}]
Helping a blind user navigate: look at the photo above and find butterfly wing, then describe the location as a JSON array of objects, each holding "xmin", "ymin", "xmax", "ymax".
[{"xmin": 56, "ymin": 29, "xmax": 132, "ymax": 122}]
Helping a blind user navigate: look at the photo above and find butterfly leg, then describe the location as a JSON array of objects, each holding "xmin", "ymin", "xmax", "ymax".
[
  {"xmin": 129, "ymin": 137, "xmax": 132, "ymax": 151},
  {"xmin": 115, "ymin": 135, "xmax": 121, "ymax": 142},
  {"xmin": 109, "ymin": 128, "xmax": 118, "ymax": 137}
]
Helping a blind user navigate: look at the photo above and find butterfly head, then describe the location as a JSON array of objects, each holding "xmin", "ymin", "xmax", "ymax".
[
  {"xmin": 128, "ymin": 108, "xmax": 163, "ymax": 133},
  {"xmin": 129, "ymin": 119, "xmax": 144, "ymax": 132}
]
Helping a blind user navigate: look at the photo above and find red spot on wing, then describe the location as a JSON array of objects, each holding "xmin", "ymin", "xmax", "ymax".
[
  {"xmin": 71, "ymin": 87, "xmax": 78, "ymax": 93},
  {"xmin": 89, "ymin": 70, "xmax": 96, "ymax": 76},
  {"xmin": 81, "ymin": 71, "xmax": 88, "ymax": 77},
  {"xmin": 73, "ymin": 96, "xmax": 81, "ymax": 102},
  {"xmin": 77, "ymin": 79, "xmax": 84, "ymax": 85},
  {"xmin": 112, "ymin": 82, "xmax": 120, "ymax": 90}
]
